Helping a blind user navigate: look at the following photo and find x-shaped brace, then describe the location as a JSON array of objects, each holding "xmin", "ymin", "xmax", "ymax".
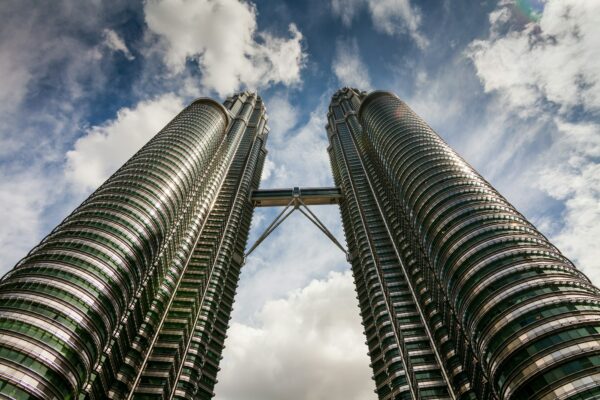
[{"xmin": 244, "ymin": 198, "xmax": 349, "ymax": 263}]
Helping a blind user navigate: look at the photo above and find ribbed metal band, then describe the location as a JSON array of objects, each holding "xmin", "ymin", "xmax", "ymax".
[
  {"xmin": 357, "ymin": 91, "xmax": 600, "ymax": 399},
  {"xmin": 0, "ymin": 100, "xmax": 229, "ymax": 399},
  {"xmin": 329, "ymin": 88, "xmax": 455, "ymax": 400}
]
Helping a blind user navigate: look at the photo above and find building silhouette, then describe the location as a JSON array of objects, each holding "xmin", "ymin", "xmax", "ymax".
[
  {"xmin": 0, "ymin": 92, "xmax": 268, "ymax": 399},
  {"xmin": 0, "ymin": 88, "xmax": 599, "ymax": 399},
  {"xmin": 327, "ymin": 88, "xmax": 600, "ymax": 400}
]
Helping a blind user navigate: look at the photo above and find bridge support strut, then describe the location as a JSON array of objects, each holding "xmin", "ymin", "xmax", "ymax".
[{"xmin": 244, "ymin": 187, "xmax": 349, "ymax": 262}]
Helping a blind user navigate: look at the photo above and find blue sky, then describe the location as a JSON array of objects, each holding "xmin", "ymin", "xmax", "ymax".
[{"xmin": 0, "ymin": 0, "xmax": 599, "ymax": 398}]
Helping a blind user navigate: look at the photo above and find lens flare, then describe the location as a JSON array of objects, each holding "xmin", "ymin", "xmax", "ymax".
[{"xmin": 515, "ymin": 0, "xmax": 545, "ymax": 22}]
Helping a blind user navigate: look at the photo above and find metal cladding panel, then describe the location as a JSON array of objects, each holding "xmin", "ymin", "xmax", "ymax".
[
  {"xmin": 354, "ymin": 89, "xmax": 600, "ymax": 400},
  {"xmin": 130, "ymin": 93, "xmax": 268, "ymax": 400},
  {"xmin": 0, "ymin": 99, "xmax": 229, "ymax": 399},
  {"xmin": 328, "ymin": 88, "xmax": 455, "ymax": 400}
]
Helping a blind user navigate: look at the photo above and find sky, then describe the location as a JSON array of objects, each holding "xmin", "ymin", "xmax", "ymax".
[{"xmin": 0, "ymin": 0, "xmax": 599, "ymax": 398}]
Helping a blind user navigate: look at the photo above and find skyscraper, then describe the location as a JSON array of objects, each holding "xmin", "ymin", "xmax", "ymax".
[
  {"xmin": 327, "ymin": 88, "xmax": 600, "ymax": 400},
  {"xmin": 0, "ymin": 88, "xmax": 599, "ymax": 400},
  {"xmin": 0, "ymin": 92, "xmax": 268, "ymax": 399}
]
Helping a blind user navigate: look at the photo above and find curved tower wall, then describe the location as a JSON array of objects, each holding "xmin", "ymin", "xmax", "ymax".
[
  {"xmin": 329, "ymin": 88, "xmax": 600, "ymax": 400},
  {"xmin": 126, "ymin": 93, "xmax": 268, "ymax": 400},
  {"xmin": 0, "ymin": 93, "xmax": 268, "ymax": 400},
  {"xmin": 328, "ymin": 89, "xmax": 455, "ymax": 400}
]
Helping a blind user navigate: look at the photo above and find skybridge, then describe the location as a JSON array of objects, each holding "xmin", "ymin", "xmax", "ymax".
[{"xmin": 245, "ymin": 187, "xmax": 348, "ymax": 260}]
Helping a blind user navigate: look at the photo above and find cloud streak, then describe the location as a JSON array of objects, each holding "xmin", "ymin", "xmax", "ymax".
[
  {"xmin": 332, "ymin": 39, "xmax": 372, "ymax": 90},
  {"xmin": 102, "ymin": 29, "xmax": 135, "ymax": 60},
  {"xmin": 467, "ymin": 0, "xmax": 600, "ymax": 282},
  {"xmin": 0, "ymin": 0, "xmax": 136, "ymax": 273},
  {"xmin": 331, "ymin": 0, "xmax": 427, "ymax": 48}
]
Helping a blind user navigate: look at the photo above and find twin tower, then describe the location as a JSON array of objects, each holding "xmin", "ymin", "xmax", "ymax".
[{"xmin": 0, "ymin": 89, "xmax": 599, "ymax": 400}]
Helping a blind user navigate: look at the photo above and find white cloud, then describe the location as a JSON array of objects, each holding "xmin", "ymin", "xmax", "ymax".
[
  {"xmin": 0, "ymin": 48, "xmax": 31, "ymax": 114},
  {"xmin": 0, "ymin": 2, "xmax": 113, "ymax": 114},
  {"xmin": 260, "ymin": 158, "xmax": 275, "ymax": 182},
  {"xmin": 332, "ymin": 39, "xmax": 372, "ymax": 90},
  {"xmin": 144, "ymin": 0, "xmax": 307, "ymax": 96},
  {"xmin": 467, "ymin": 0, "xmax": 600, "ymax": 283},
  {"xmin": 0, "ymin": 170, "xmax": 63, "ymax": 275},
  {"xmin": 261, "ymin": 99, "xmax": 332, "ymax": 188},
  {"xmin": 234, "ymin": 206, "xmax": 347, "ymax": 322},
  {"xmin": 330, "ymin": 0, "xmax": 364, "ymax": 27},
  {"xmin": 330, "ymin": 0, "xmax": 427, "ymax": 48},
  {"xmin": 102, "ymin": 29, "xmax": 135, "ymax": 60},
  {"xmin": 468, "ymin": 1, "xmax": 600, "ymax": 115},
  {"xmin": 217, "ymin": 271, "xmax": 375, "ymax": 400},
  {"xmin": 65, "ymin": 94, "xmax": 185, "ymax": 193},
  {"xmin": 264, "ymin": 92, "xmax": 299, "ymax": 138},
  {"xmin": 536, "ymin": 119, "xmax": 600, "ymax": 282},
  {"xmin": 367, "ymin": 0, "xmax": 428, "ymax": 48},
  {"xmin": 0, "ymin": 1, "xmax": 139, "ymax": 274}
]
